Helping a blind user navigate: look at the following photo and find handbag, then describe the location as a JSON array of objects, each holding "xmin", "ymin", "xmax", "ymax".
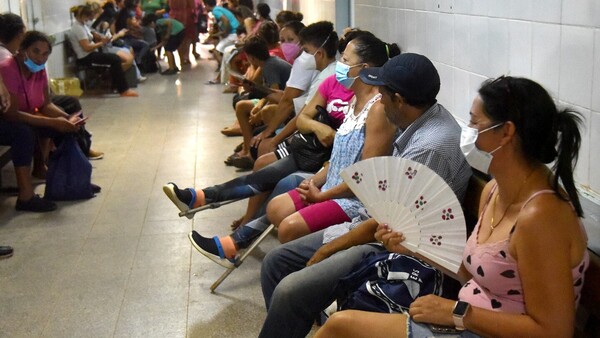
[
  {"xmin": 44, "ymin": 134, "xmax": 95, "ymax": 201},
  {"xmin": 289, "ymin": 105, "xmax": 334, "ymax": 172},
  {"xmin": 337, "ymin": 252, "xmax": 444, "ymax": 313}
]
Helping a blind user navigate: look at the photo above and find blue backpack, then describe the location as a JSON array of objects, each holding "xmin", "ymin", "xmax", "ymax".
[
  {"xmin": 44, "ymin": 135, "xmax": 94, "ymax": 201},
  {"xmin": 338, "ymin": 252, "xmax": 444, "ymax": 313}
]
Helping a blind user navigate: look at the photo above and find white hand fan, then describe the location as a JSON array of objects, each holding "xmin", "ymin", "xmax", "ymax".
[{"xmin": 340, "ymin": 156, "xmax": 466, "ymax": 273}]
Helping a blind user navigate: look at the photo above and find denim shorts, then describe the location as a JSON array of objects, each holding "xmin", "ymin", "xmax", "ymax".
[{"xmin": 408, "ymin": 318, "xmax": 480, "ymax": 338}]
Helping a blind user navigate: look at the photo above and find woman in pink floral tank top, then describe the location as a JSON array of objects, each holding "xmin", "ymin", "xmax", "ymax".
[{"xmin": 315, "ymin": 76, "xmax": 590, "ymax": 338}]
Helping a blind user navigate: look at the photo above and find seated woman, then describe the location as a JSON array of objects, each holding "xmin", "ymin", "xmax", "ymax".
[
  {"xmin": 0, "ymin": 12, "xmax": 103, "ymax": 164},
  {"xmin": 69, "ymin": 4, "xmax": 137, "ymax": 97},
  {"xmin": 0, "ymin": 31, "xmax": 85, "ymax": 211},
  {"xmin": 315, "ymin": 76, "xmax": 590, "ymax": 338},
  {"xmin": 179, "ymin": 34, "xmax": 401, "ymax": 266},
  {"xmin": 113, "ymin": 0, "xmax": 150, "ymax": 67},
  {"xmin": 264, "ymin": 33, "xmax": 402, "ymax": 244}
]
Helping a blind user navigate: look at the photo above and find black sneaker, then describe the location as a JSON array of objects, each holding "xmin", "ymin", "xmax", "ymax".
[
  {"xmin": 0, "ymin": 245, "xmax": 13, "ymax": 259},
  {"xmin": 15, "ymin": 195, "xmax": 57, "ymax": 212},
  {"xmin": 163, "ymin": 182, "xmax": 196, "ymax": 219},
  {"xmin": 188, "ymin": 231, "xmax": 235, "ymax": 268}
]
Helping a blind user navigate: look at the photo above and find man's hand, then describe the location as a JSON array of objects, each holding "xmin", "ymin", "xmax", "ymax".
[
  {"xmin": 374, "ymin": 223, "xmax": 410, "ymax": 255},
  {"xmin": 307, "ymin": 243, "xmax": 335, "ymax": 266}
]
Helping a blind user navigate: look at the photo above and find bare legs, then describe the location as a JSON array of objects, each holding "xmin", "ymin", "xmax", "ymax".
[{"xmin": 314, "ymin": 311, "xmax": 408, "ymax": 338}]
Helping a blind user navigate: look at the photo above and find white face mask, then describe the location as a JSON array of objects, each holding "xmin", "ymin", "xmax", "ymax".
[
  {"xmin": 84, "ymin": 20, "xmax": 94, "ymax": 28},
  {"xmin": 295, "ymin": 35, "xmax": 330, "ymax": 71},
  {"xmin": 460, "ymin": 123, "xmax": 503, "ymax": 174},
  {"xmin": 294, "ymin": 51, "xmax": 317, "ymax": 71}
]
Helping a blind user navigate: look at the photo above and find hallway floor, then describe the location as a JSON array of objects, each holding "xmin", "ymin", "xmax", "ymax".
[{"xmin": 0, "ymin": 48, "xmax": 299, "ymax": 337}]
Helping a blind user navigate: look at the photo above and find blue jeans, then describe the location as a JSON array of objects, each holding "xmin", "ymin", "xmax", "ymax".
[
  {"xmin": 204, "ymin": 155, "xmax": 302, "ymax": 203},
  {"xmin": 259, "ymin": 230, "xmax": 385, "ymax": 338},
  {"xmin": 230, "ymin": 172, "xmax": 311, "ymax": 248},
  {"xmin": 123, "ymin": 36, "xmax": 149, "ymax": 64}
]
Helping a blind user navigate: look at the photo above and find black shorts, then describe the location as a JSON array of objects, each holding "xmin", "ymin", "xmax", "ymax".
[{"xmin": 164, "ymin": 30, "xmax": 185, "ymax": 52}]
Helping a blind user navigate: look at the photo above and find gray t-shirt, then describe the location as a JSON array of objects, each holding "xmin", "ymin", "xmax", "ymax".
[
  {"xmin": 69, "ymin": 22, "xmax": 94, "ymax": 59},
  {"xmin": 262, "ymin": 56, "xmax": 292, "ymax": 90}
]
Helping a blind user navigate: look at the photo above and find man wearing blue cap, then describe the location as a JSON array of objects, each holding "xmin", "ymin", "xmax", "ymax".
[{"xmin": 258, "ymin": 53, "xmax": 472, "ymax": 338}]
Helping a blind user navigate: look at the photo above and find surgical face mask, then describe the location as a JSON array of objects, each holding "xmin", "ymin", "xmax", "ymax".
[
  {"xmin": 335, "ymin": 61, "xmax": 362, "ymax": 89},
  {"xmin": 281, "ymin": 42, "xmax": 301, "ymax": 62},
  {"xmin": 84, "ymin": 20, "xmax": 94, "ymax": 28},
  {"xmin": 23, "ymin": 53, "xmax": 46, "ymax": 73},
  {"xmin": 460, "ymin": 123, "xmax": 503, "ymax": 174}
]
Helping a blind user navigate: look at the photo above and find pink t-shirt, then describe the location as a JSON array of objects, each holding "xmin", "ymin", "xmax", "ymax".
[
  {"xmin": 317, "ymin": 75, "xmax": 354, "ymax": 129},
  {"xmin": 0, "ymin": 56, "xmax": 47, "ymax": 113},
  {"xmin": 459, "ymin": 186, "xmax": 589, "ymax": 314}
]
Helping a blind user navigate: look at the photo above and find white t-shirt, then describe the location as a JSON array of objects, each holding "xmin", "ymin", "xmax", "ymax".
[
  {"xmin": 69, "ymin": 22, "xmax": 94, "ymax": 59},
  {"xmin": 295, "ymin": 61, "xmax": 336, "ymax": 113},
  {"xmin": 286, "ymin": 58, "xmax": 319, "ymax": 112}
]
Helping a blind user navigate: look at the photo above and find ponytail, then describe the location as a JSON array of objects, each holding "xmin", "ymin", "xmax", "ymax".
[
  {"xmin": 479, "ymin": 76, "xmax": 585, "ymax": 217},
  {"xmin": 553, "ymin": 109, "xmax": 584, "ymax": 217},
  {"xmin": 386, "ymin": 42, "xmax": 401, "ymax": 59}
]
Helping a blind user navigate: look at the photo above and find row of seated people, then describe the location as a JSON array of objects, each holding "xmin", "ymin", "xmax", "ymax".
[
  {"xmin": 160, "ymin": 14, "xmax": 592, "ymax": 338},
  {"xmin": 0, "ymin": 12, "xmax": 104, "ymax": 213}
]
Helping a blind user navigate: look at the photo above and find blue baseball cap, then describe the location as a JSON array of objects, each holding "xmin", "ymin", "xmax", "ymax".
[{"xmin": 359, "ymin": 53, "xmax": 440, "ymax": 102}]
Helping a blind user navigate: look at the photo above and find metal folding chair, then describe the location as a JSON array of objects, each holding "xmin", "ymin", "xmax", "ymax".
[{"xmin": 180, "ymin": 198, "xmax": 276, "ymax": 292}]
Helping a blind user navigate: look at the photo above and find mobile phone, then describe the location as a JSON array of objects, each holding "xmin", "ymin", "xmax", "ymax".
[{"xmin": 428, "ymin": 324, "xmax": 462, "ymax": 334}]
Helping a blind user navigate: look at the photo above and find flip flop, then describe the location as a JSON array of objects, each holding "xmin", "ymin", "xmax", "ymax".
[{"xmin": 205, "ymin": 80, "xmax": 221, "ymax": 85}]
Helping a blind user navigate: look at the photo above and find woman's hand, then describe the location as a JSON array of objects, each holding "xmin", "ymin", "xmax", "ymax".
[
  {"xmin": 313, "ymin": 124, "xmax": 336, "ymax": 147},
  {"xmin": 374, "ymin": 223, "xmax": 411, "ymax": 255},
  {"xmin": 50, "ymin": 117, "xmax": 80, "ymax": 133},
  {"xmin": 296, "ymin": 179, "xmax": 327, "ymax": 203},
  {"xmin": 409, "ymin": 295, "xmax": 456, "ymax": 327}
]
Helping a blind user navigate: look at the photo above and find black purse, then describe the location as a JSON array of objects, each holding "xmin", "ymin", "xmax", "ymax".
[{"xmin": 289, "ymin": 105, "xmax": 335, "ymax": 172}]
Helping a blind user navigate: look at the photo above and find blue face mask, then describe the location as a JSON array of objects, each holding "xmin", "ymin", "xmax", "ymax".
[
  {"xmin": 335, "ymin": 61, "xmax": 362, "ymax": 89},
  {"xmin": 24, "ymin": 54, "xmax": 46, "ymax": 73}
]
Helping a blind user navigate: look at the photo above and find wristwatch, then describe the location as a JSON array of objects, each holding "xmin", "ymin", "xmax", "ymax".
[{"xmin": 452, "ymin": 300, "xmax": 471, "ymax": 330}]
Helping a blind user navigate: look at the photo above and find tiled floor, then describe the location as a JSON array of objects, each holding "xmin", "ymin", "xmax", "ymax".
[{"xmin": 0, "ymin": 48, "xmax": 290, "ymax": 337}]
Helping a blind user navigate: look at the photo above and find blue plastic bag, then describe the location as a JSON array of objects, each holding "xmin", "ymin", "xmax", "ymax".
[{"xmin": 44, "ymin": 135, "xmax": 94, "ymax": 201}]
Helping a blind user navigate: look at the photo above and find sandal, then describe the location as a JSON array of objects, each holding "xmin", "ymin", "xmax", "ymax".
[
  {"xmin": 205, "ymin": 79, "xmax": 221, "ymax": 85},
  {"xmin": 233, "ymin": 142, "xmax": 243, "ymax": 153},
  {"xmin": 224, "ymin": 152, "xmax": 241, "ymax": 166},
  {"xmin": 230, "ymin": 216, "xmax": 244, "ymax": 230},
  {"xmin": 220, "ymin": 127, "xmax": 242, "ymax": 136},
  {"xmin": 231, "ymin": 155, "xmax": 254, "ymax": 170}
]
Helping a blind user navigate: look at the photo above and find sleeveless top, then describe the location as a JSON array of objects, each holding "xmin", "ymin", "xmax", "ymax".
[
  {"xmin": 458, "ymin": 185, "xmax": 590, "ymax": 314},
  {"xmin": 322, "ymin": 93, "xmax": 382, "ymax": 218}
]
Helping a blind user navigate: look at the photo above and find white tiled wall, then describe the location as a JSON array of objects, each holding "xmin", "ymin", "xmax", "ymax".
[{"xmin": 354, "ymin": 0, "xmax": 600, "ymax": 195}]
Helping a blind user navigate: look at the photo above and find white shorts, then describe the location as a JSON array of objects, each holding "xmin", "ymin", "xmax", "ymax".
[{"xmin": 216, "ymin": 33, "xmax": 238, "ymax": 53}]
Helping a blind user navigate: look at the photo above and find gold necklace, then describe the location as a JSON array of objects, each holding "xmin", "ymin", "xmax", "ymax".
[{"xmin": 490, "ymin": 167, "xmax": 538, "ymax": 231}]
